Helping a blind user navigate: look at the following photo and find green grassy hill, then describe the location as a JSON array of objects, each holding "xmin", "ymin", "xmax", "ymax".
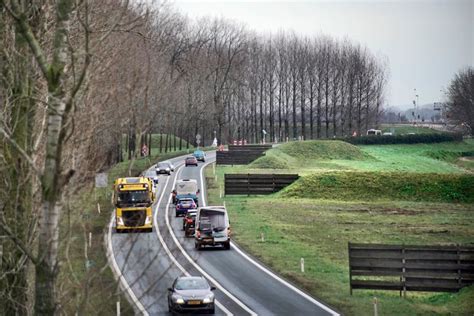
[{"xmin": 280, "ymin": 171, "xmax": 474, "ymax": 203}]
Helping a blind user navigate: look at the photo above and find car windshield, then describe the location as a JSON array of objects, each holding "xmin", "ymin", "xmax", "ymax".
[
  {"xmin": 180, "ymin": 199, "xmax": 194, "ymax": 204},
  {"xmin": 116, "ymin": 190, "xmax": 150, "ymax": 206},
  {"xmin": 157, "ymin": 163, "xmax": 169, "ymax": 168},
  {"xmin": 175, "ymin": 278, "xmax": 208, "ymax": 290},
  {"xmin": 194, "ymin": 151, "xmax": 203, "ymax": 155}
]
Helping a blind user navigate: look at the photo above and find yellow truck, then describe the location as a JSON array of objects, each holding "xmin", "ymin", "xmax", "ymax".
[{"xmin": 113, "ymin": 177, "xmax": 155, "ymax": 233}]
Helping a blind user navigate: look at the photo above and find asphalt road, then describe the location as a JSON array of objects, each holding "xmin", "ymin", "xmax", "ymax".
[{"xmin": 109, "ymin": 152, "xmax": 338, "ymax": 316}]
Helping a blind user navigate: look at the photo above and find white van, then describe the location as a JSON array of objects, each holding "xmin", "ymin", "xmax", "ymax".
[
  {"xmin": 194, "ymin": 206, "xmax": 230, "ymax": 250},
  {"xmin": 367, "ymin": 129, "xmax": 382, "ymax": 136}
]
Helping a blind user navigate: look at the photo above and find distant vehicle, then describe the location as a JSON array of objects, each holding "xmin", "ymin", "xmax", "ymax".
[
  {"xmin": 163, "ymin": 161, "xmax": 175, "ymax": 171},
  {"xmin": 112, "ymin": 177, "xmax": 155, "ymax": 233},
  {"xmin": 143, "ymin": 170, "xmax": 159, "ymax": 185},
  {"xmin": 172, "ymin": 179, "xmax": 199, "ymax": 205},
  {"xmin": 195, "ymin": 206, "xmax": 230, "ymax": 250},
  {"xmin": 183, "ymin": 209, "xmax": 197, "ymax": 237},
  {"xmin": 156, "ymin": 162, "xmax": 173, "ymax": 175},
  {"xmin": 185, "ymin": 156, "xmax": 198, "ymax": 166},
  {"xmin": 175, "ymin": 198, "xmax": 196, "ymax": 217},
  {"xmin": 382, "ymin": 132, "xmax": 393, "ymax": 136},
  {"xmin": 193, "ymin": 150, "xmax": 206, "ymax": 162},
  {"xmin": 167, "ymin": 276, "xmax": 215, "ymax": 315},
  {"xmin": 367, "ymin": 129, "xmax": 382, "ymax": 136}
]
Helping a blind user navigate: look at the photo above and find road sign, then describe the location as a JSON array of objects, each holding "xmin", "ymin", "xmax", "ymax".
[
  {"xmin": 196, "ymin": 134, "xmax": 201, "ymax": 140},
  {"xmin": 95, "ymin": 173, "xmax": 108, "ymax": 188}
]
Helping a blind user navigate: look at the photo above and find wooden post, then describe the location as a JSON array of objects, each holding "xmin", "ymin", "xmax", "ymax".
[
  {"xmin": 373, "ymin": 297, "xmax": 378, "ymax": 316},
  {"xmin": 402, "ymin": 246, "xmax": 406, "ymax": 298},
  {"xmin": 348, "ymin": 242, "xmax": 353, "ymax": 295}
]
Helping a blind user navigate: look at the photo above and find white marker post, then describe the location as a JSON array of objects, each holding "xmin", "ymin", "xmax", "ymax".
[
  {"xmin": 116, "ymin": 300, "xmax": 121, "ymax": 316},
  {"xmin": 97, "ymin": 203, "xmax": 101, "ymax": 214},
  {"xmin": 219, "ymin": 187, "xmax": 223, "ymax": 198},
  {"xmin": 300, "ymin": 258, "xmax": 305, "ymax": 273},
  {"xmin": 89, "ymin": 232, "xmax": 92, "ymax": 248},
  {"xmin": 261, "ymin": 232, "xmax": 265, "ymax": 242},
  {"xmin": 373, "ymin": 297, "xmax": 378, "ymax": 316}
]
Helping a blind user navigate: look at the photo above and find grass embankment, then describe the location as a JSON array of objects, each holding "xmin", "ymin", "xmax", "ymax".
[
  {"xmin": 248, "ymin": 139, "xmax": 474, "ymax": 174},
  {"xmin": 206, "ymin": 139, "xmax": 474, "ymax": 315},
  {"xmin": 281, "ymin": 172, "xmax": 474, "ymax": 203},
  {"xmin": 58, "ymin": 146, "xmax": 192, "ymax": 315}
]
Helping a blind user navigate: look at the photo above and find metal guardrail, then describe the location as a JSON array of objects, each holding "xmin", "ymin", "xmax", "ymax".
[{"xmin": 348, "ymin": 243, "xmax": 474, "ymax": 295}]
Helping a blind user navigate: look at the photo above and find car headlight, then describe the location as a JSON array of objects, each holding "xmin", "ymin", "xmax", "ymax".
[
  {"xmin": 203, "ymin": 294, "xmax": 214, "ymax": 304},
  {"xmin": 116, "ymin": 216, "xmax": 124, "ymax": 226},
  {"xmin": 173, "ymin": 295, "xmax": 184, "ymax": 304},
  {"xmin": 145, "ymin": 216, "xmax": 152, "ymax": 225},
  {"xmin": 166, "ymin": 168, "xmax": 170, "ymax": 171}
]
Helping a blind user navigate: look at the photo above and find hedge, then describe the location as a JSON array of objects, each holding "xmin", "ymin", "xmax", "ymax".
[{"xmin": 341, "ymin": 133, "xmax": 463, "ymax": 145}]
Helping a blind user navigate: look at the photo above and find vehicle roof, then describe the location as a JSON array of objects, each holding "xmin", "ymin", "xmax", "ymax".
[
  {"xmin": 114, "ymin": 177, "xmax": 150, "ymax": 185},
  {"xmin": 176, "ymin": 276, "xmax": 206, "ymax": 281},
  {"xmin": 177, "ymin": 179, "xmax": 197, "ymax": 184},
  {"xmin": 186, "ymin": 156, "xmax": 197, "ymax": 159},
  {"xmin": 194, "ymin": 150, "xmax": 204, "ymax": 153}
]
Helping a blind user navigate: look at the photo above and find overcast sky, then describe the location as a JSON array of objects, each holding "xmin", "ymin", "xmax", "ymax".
[{"xmin": 171, "ymin": 0, "xmax": 473, "ymax": 109}]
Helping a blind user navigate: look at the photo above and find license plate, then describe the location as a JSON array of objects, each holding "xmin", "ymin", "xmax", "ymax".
[{"xmin": 188, "ymin": 300, "xmax": 201, "ymax": 305}]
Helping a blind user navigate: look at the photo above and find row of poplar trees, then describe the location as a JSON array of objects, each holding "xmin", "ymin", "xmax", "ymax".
[{"xmin": 0, "ymin": 1, "xmax": 387, "ymax": 314}]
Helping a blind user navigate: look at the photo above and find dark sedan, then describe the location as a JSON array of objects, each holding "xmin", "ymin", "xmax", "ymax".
[
  {"xmin": 185, "ymin": 156, "xmax": 198, "ymax": 166},
  {"xmin": 168, "ymin": 276, "xmax": 215, "ymax": 315}
]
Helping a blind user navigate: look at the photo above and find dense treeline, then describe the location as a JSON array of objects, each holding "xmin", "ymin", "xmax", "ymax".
[{"xmin": 0, "ymin": 1, "xmax": 387, "ymax": 314}]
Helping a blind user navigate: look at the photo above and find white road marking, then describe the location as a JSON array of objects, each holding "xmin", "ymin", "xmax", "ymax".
[
  {"xmin": 153, "ymin": 163, "xmax": 234, "ymax": 316},
  {"xmin": 158, "ymin": 162, "xmax": 256, "ymax": 315},
  {"xmin": 199, "ymin": 159, "xmax": 340, "ymax": 316},
  {"xmin": 106, "ymin": 213, "xmax": 149, "ymax": 315}
]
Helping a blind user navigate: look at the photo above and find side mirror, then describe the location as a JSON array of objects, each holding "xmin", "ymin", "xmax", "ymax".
[
  {"xmin": 167, "ymin": 288, "xmax": 173, "ymax": 292},
  {"xmin": 197, "ymin": 189, "xmax": 200, "ymax": 194},
  {"xmin": 210, "ymin": 286, "xmax": 216, "ymax": 291}
]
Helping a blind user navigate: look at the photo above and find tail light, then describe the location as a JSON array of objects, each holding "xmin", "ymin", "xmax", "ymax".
[{"xmin": 227, "ymin": 226, "xmax": 231, "ymax": 236}]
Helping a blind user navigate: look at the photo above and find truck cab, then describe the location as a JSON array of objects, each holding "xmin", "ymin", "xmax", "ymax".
[
  {"xmin": 113, "ymin": 177, "xmax": 155, "ymax": 233},
  {"xmin": 194, "ymin": 206, "xmax": 230, "ymax": 250}
]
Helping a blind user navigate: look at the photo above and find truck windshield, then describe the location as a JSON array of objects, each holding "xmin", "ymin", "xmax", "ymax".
[{"xmin": 116, "ymin": 190, "xmax": 150, "ymax": 206}]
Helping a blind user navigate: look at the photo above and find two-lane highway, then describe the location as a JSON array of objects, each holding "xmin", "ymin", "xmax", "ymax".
[{"xmin": 108, "ymin": 152, "xmax": 338, "ymax": 315}]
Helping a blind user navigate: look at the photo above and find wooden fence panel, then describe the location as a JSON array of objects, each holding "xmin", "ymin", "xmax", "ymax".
[
  {"xmin": 217, "ymin": 145, "xmax": 272, "ymax": 165},
  {"xmin": 224, "ymin": 174, "xmax": 299, "ymax": 195},
  {"xmin": 348, "ymin": 243, "xmax": 474, "ymax": 295}
]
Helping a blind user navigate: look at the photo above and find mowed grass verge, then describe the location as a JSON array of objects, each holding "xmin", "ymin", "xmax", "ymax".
[{"xmin": 205, "ymin": 139, "xmax": 474, "ymax": 315}]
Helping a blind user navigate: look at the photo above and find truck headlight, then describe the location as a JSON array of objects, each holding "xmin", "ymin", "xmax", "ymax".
[
  {"xmin": 203, "ymin": 294, "xmax": 214, "ymax": 304},
  {"xmin": 145, "ymin": 216, "xmax": 152, "ymax": 225},
  {"xmin": 117, "ymin": 217, "xmax": 124, "ymax": 226}
]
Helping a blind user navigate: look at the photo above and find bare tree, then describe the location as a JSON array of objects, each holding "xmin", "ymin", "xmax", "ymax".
[{"xmin": 446, "ymin": 67, "xmax": 474, "ymax": 135}]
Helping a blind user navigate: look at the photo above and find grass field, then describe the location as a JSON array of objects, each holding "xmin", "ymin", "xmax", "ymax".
[
  {"xmin": 205, "ymin": 138, "xmax": 474, "ymax": 315},
  {"xmin": 380, "ymin": 124, "xmax": 444, "ymax": 135}
]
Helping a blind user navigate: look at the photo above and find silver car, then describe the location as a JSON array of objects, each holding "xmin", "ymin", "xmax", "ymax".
[
  {"xmin": 168, "ymin": 276, "xmax": 215, "ymax": 315},
  {"xmin": 156, "ymin": 162, "xmax": 173, "ymax": 175}
]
